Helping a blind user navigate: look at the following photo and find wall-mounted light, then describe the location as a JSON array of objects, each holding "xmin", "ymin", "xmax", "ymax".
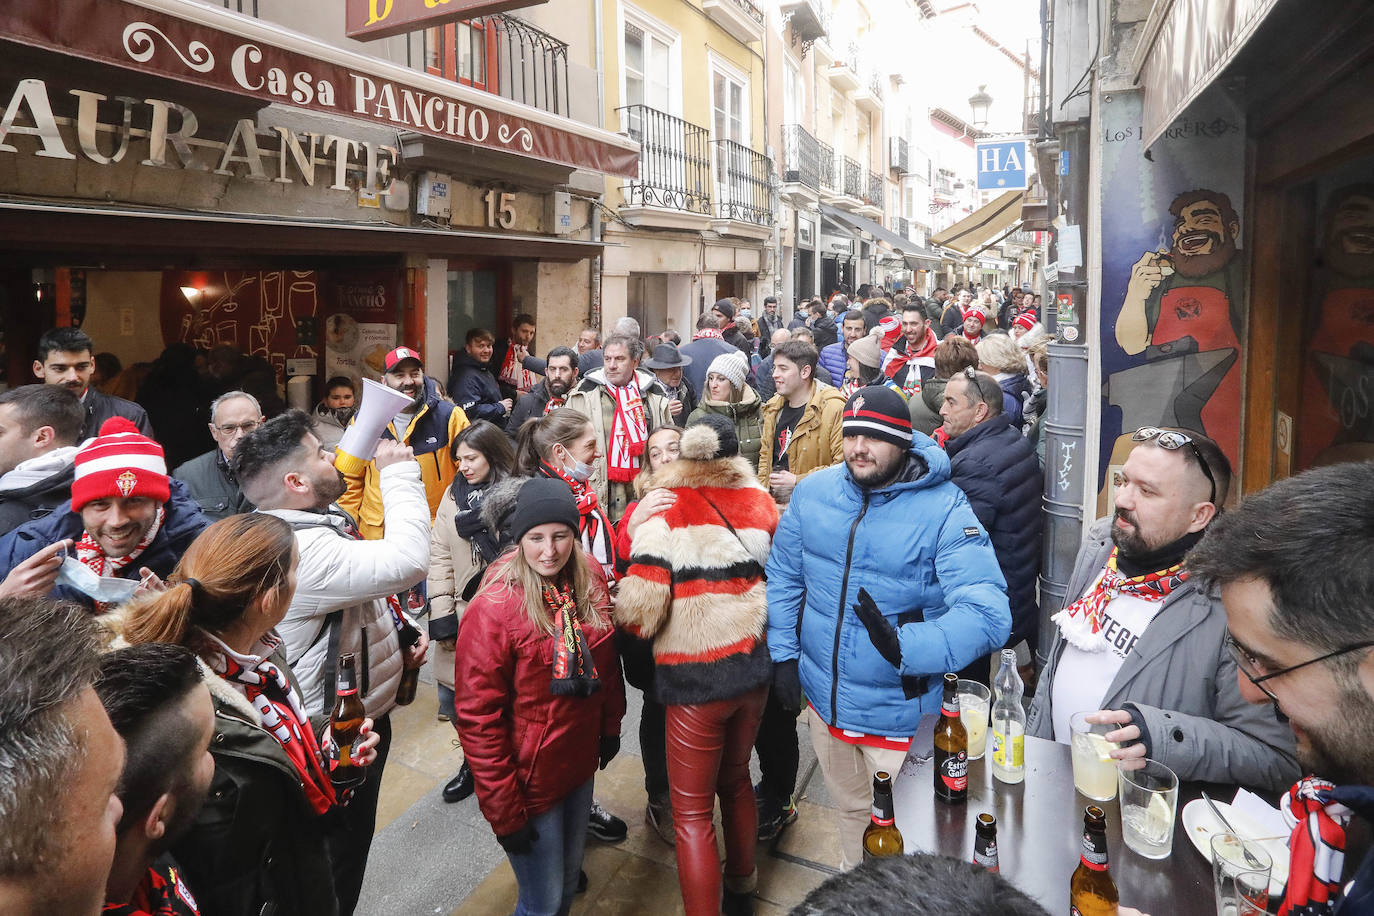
[{"xmin": 180, "ymin": 285, "xmax": 202, "ymax": 303}]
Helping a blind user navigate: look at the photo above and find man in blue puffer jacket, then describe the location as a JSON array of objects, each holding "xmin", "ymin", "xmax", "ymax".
[{"xmin": 766, "ymin": 385, "xmax": 1009, "ymax": 870}]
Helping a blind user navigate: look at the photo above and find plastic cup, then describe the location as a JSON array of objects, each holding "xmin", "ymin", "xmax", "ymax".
[
  {"xmin": 1118, "ymin": 758, "xmax": 1179, "ymax": 859},
  {"xmin": 1211, "ymin": 833, "xmax": 1272, "ymax": 916},
  {"xmin": 957, "ymin": 679, "xmax": 991, "ymax": 760},
  {"xmin": 1069, "ymin": 711, "xmax": 1119, "ymax": 801}
]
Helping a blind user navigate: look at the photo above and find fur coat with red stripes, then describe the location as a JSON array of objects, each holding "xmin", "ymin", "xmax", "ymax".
[{"xmin": 614, "ymin": 444, "xmax": 780, "ymax": 706}]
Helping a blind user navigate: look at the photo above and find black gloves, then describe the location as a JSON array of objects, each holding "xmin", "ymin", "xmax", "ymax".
[
  {"xmin": 496, "ymin": 821, "xmax": 539, "ymax": 855},
  {"xmin": 599, "ymin": 735, "xmax": 621, "ymax": 771},
  {"xmin": 854, "ymin": 587, "xmax": 902, "ymax": 670},
  {"xmin": 773, "ymin": 659, "xmax": 802, "ymax": 715}
]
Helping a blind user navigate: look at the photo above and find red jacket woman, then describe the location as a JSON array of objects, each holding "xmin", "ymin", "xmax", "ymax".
[{"xmin": 454, "ymin": 477, "xmax": 626, "ymax": 916}]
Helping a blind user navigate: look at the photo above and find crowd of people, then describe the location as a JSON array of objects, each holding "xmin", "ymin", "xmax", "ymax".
[{"xmin": 0, "ymin": 285, "xmax": 1371, "ymax": 916}]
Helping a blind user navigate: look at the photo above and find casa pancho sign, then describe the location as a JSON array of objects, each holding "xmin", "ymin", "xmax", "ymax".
[{"xmin": 346, "ymin": 0, "xmax": 548, "ymax": 41}]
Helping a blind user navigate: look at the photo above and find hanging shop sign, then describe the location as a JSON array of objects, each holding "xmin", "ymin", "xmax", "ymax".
[
  {"xmin": 0, "ymin": 77, "xmax": 399, "ymax": 191},
  {"xmin": 0, "ymin": 0, "xmax": 638, "ymax": 177},
  {"xmin": 345, "ymin": 0, "xmax": 548, "ymax": 42}
]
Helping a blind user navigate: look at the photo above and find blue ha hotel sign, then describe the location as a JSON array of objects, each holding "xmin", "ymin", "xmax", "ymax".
[{"xmin": 975, "ymin": 138, "xmax": 1030, "ymax": 191}]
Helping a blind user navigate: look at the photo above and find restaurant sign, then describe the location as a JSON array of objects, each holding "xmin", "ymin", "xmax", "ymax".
[
  {"xmin": 0, "ymin": 0, "xmax": 638, "ymax": 177},
  {"xmin": 345, "ymin": 0, "xmax": 549, "ymax": 42}
]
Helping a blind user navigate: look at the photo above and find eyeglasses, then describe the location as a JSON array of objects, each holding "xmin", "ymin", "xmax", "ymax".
[
  {"xmin": 1225, "ymin": 633, "xmax": 1374, "ymax": 702},
  {"xmin": 1131, "ymin": 426, "xmax": 1217, "ymax": 506},
  {"xmin": 214, "ymin": 421, "xmax": 261, "ymax": 436}
]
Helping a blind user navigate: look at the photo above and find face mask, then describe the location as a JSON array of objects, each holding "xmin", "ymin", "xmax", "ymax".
[
  {"xmin": 558, "ymin": 447, "xmax": 594, "ymax": 482},
  {"xmin": 55, "ymin": 550, "xmax": 139, "ymax": 604}
]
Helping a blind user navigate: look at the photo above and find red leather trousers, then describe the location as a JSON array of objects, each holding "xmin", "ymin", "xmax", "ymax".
[{"xmin": 665, "ymin": 685, "xmax": 768, "ymax": 916}]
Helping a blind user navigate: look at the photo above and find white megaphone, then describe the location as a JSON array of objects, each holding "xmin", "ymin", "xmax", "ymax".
[{"xmin": 336, "ymin": 377, "xmax": 415, "ymax": 462}]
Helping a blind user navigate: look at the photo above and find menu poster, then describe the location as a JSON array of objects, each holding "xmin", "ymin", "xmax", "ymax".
[{"xmin": 324, "ymin": 271, "xmax": 402, "ymax": 389}]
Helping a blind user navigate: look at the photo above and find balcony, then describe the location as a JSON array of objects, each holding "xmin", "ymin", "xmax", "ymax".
[
  {"xmin": 416, "ymin": 14, "xmax": 570, "ymax": 117},
  {"xmin": 616, "ymin": 105, "xmax": 713, "ymax": 230},
  {"xmin": 818, "ymin": 139, "xmax": 837, "ymax": 195},
  {"xmin": 860, "ymin": 170, "xmax": 884, "ymax": 218},
  {"xmin": 888, "ymin": 136, "xmax": 909, "ymax": 174},
  {"xmin": 712, "ymin": 139, "xmax": 776, "ymax": 239},
  {"xmin": 781, "ymin": 124, "xmax": 821, "ymax": 203},
  {"xmin": 220, "ymin": 0, "xmax": 259, "ymax": 13},
  {"xmin": 854, "ymin": 71, "xmax": 884, "ymax": 113},
  {"xmin": 704, "ymin": 0, "xmax": 766, "ymax": 45},
  {"xmin": 828, "ymin": 45, "xmax": 861, "ymax": 93},
  {"xmin": 838, "ymin": 155, "xmax": 864, "ymax": 207},
  {"xmin": 894, "ymin": 216, "xmax": 910, "ymax": 239},
  {"xmin": 780, "ymin": 0, "xmax": 827, "ymax": 44}
]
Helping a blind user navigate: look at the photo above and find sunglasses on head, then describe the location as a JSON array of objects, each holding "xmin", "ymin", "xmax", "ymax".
[{"xmin": 1131, "ymin": 426, "xmax": 1217, "ymax": 506}]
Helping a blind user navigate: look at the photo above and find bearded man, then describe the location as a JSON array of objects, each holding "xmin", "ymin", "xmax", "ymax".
[
  {"xmin": 1115, "ymin": 189, "xmax": 1245, "ymax": 461},
  {"xmin": 506, "ymin": 346, "xmax": 581, "ymax": 436},
  {"xmin": 1299, "ymin": 184, "xmax": 1374, "ymax": 468}
]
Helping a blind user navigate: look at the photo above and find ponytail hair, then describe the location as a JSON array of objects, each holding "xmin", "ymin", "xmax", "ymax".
[
  {"xmin": 514, "ymin": 407, "xmax": 593, "ymax": 476},
  {"xmin": 122, "ymin": 513, "xmax": 296, "ymax": 650}
]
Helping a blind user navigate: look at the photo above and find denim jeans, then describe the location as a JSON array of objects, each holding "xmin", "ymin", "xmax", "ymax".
[
  {"xmin": 505, "ymin": 777, "xmax": 595, "ymax": 916},
  {"xmin": 437, "ymin": 683, "xmax": 456, "ymax": 720}
]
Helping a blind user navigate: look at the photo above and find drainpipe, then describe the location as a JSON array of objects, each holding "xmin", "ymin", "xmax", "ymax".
[
  {"xmin": 593, "ymin": 0, "xmax": 605, "ymax": 129},
  {"xmin": 590, "ymin": 201, "xmax": 603, "ymax": 327}
]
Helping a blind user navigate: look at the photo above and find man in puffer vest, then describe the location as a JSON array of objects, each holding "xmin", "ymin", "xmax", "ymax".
[
  {"xmin": 616, "ymin": 414, "xmax": 779, "ymax": 916},
  {"xmin": 766, "ymin": 385, "xmax": 1010, "ymax": 870}
]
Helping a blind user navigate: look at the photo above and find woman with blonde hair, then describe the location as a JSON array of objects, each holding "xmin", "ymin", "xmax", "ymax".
[
  {"xmin": 977, "ymin": 332, "xmax": 1033, "ymax": 428},
  {"xmin": 455, "ymin": 477, "xmax": 625, "ymax": 916},
  {"xmin": 120, "ymin": 512, "xmax": 381, "ymax": 916},
  {"xmin": 686, "ymin": 351, "xmax": 764, "ymax": 469}
]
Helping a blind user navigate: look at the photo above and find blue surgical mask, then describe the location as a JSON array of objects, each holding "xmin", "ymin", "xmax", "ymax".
[
  {"xmin": 55, "ymin": 549, "xmax": 139, "ymax": 605},
  {"xmin": 557, "ymin": 446, "xmax": 594, "ymax": 482}
]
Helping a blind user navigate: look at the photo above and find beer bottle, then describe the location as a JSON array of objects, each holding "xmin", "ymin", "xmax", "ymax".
[
  {"xmin": 933, "ymin": 672, "xmax": 968, "ymax": 804},
  {"xmin": 394, "ymin": 616, "xmax": 422, "ymax": 707},
  {"xmin": 862, "ymin": 771, "xmax": 904, "ymax": 861},
  {"xmin": 972, "ymin": 812, "xmax": 999, "ymax": 872},
  {"xmin": 330, "ymin": 653, "xmax": 366, "ymax": 767},
  {"xmin": 1069, "ymin": 805, "xmax": 1118, "ymax": 916}
]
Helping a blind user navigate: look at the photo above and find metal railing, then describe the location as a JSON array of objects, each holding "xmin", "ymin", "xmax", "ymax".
[
  {"xmin": 713, "ymin": 139, "xmax": 774, "ymax": 225},
  {"xmin": 489, "ymin": 15, "xmax": 569, "ymax": 116},
  {"xmin": 728, "ymin": 0, "xmax": 766, "ymax": 26},
  {"xmin": 842, "ymin": 155, "xmax": 863, "ymax": 198},
  {"xmin": 818, "ymin": 140, "xmax": 836, "ymax": 192},
  {"xmin": 846, "ymin": 43, "xmax": 861, "ymax": 72},
  {"xmin": 617, "ymin": 105, "xmax": 713, "ymax": 215},
  {"xmin": 221, "ymin": 0, "xmax": 259, "ymax": 13},
  {"xmin": 895, "ymin": 216, "xmax": 909, "ymax": 238},
  {"xmin": 782, "ymin": 124, "xmax": 820, "ymax": 190},
  {"xmin": 867, "ymin": 72, "xmax": 884, "ymax": 101},
  {"xmin": 866, "ymin": 171, "xmax": 884, "ymax": 208}
]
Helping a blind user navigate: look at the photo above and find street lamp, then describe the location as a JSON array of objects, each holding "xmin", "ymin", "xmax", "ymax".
[{"xmin": 968, "ymin": 85, "xmax": 992, "ymax": 130}]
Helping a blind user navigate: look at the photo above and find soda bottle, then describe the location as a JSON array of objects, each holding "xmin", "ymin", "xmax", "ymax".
[
  {"xmin": 991, "ymin": 649, "xmax": 1026, "ymax": 784},
  {"xmin": 862, "ymin": 771, "xmax": 904, "ymax": 861},
  {"xmin": 1069, "ymin": 805, "xmax": 1119, "ymax": 916},
  {"xmin": 972, "ymin": 812, "xmax": 999, "ymax": 873},
  {"xmin": 933, "ymin": 672, "xmax": 968, "ymax": 804},
  {"xmin": 330, "ymin": 653, "xmax": 366, "ymax": 767}
]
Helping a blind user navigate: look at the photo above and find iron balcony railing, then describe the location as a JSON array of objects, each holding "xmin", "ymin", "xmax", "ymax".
[
  {"xmin": 782, "ymin": 124, "xmax": 820, "ymax": 190},
  {"xmin": 868, "ymin": 72, "xmax": 884, "ymax": 101},
  {"xmin": 866, "ymin": 171, "xmax": 883, "ymax": 208},
  {"xmin": 818, "ymin": 140, "xmax": 836, "ymax": 192},
  {"xmin": 730, "ymin": 0, "xmax": 766, "ymax": 27},
  {"xmin": 842, "ymin": 155, "xmax": 863, "ymax": 198},
  {"xmin": 488, "ymin": 15, "xmax": 570, "ymax": 116},
  {"xmin": 617, "ymin": 105, "xmax": 713, "ymax": 215},
  {"xmin": 713, "ymin": 139, "xmax": 775, "ymax": 226},
  {"xmin": 221, "ymin": 0, "xmax": 260, "ymax": 13},
  {"xmin": 846, "ymin": 43, "xmax": 861, "ymax": 73},
  {"xmin": 895, "ymin": 216, "xmax": 909, "ymax": 238}
]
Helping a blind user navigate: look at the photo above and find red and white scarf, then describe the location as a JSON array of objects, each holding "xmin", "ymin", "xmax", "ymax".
[
  {"xmin": 540, "ymin": 461, "xmax": 617, "ymax": 582},
  {"xmin": 883, "ymin": 327, "xmax": 938, "ymax": 381},
  {"xmin": 76, "ymin": 505, "xmax": 164, "ymax": 578},
  {"xmin": 692, "ymin": 328, "xmax": 724, "ymax": 341},
  {"xmin": 543, "ymin": 394, "xmax": 566, "ymax": 415},
  {"xmin": 1051, "ymin": 547, "xmax": 1188, "ymax": 652},
  {"xmin": 544, "ymin": 582, "xmax": 600, "ymax": 697},
  {"xmin": 207, "ymin": 633, "xmax": 337, "ymax": 815},
  {"xmin": 1280, "ymin": 778, "xmax": 1353, "ymax": 916},
  {"xmin": 500, "ymin": 342, "xmax": 537, "ymax": 394},
  {"xmin": 606, "ymin": 377, "xmax": 648, "ymax": 483}
]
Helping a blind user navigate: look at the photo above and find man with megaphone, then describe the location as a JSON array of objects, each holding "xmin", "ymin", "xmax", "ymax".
[{"xmin": 336, "ymin": 347, "xmax": 469, "ymax": 539}]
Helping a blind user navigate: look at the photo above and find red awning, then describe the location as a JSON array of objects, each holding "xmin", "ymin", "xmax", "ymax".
[{"xmin": 0, "ymin": 0, "xmax": 639, "ymax": 178}]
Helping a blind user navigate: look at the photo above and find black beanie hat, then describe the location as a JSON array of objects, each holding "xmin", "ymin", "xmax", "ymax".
[
  {"xmin": 509, "ymin": 478, "xmax": 581, "ymax": 543},
  {"xmin": 842, "ymin": 385, "xmax": 914, "ymax": 449},
  {"xmin": 682, "ymin": 413, "xmax": 739, "ymax": 460},
  {"xmin": 713, "ymin": 298, "xmax": 736, "ymax": 321}
]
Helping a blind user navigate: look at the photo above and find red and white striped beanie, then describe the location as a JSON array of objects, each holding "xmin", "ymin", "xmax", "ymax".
[{"xmin": 71, "ymin": 418, "xmax": 170, "ymax": 511}]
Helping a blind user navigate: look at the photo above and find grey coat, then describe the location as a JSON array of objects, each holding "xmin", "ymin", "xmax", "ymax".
[
  {"xmin": 173, "ymin": 449, "xmax": 253, "ymax": 522},
  {"xmin": 1027, "ymin": 518, "xmax": 1299, "ymax": 794}
]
